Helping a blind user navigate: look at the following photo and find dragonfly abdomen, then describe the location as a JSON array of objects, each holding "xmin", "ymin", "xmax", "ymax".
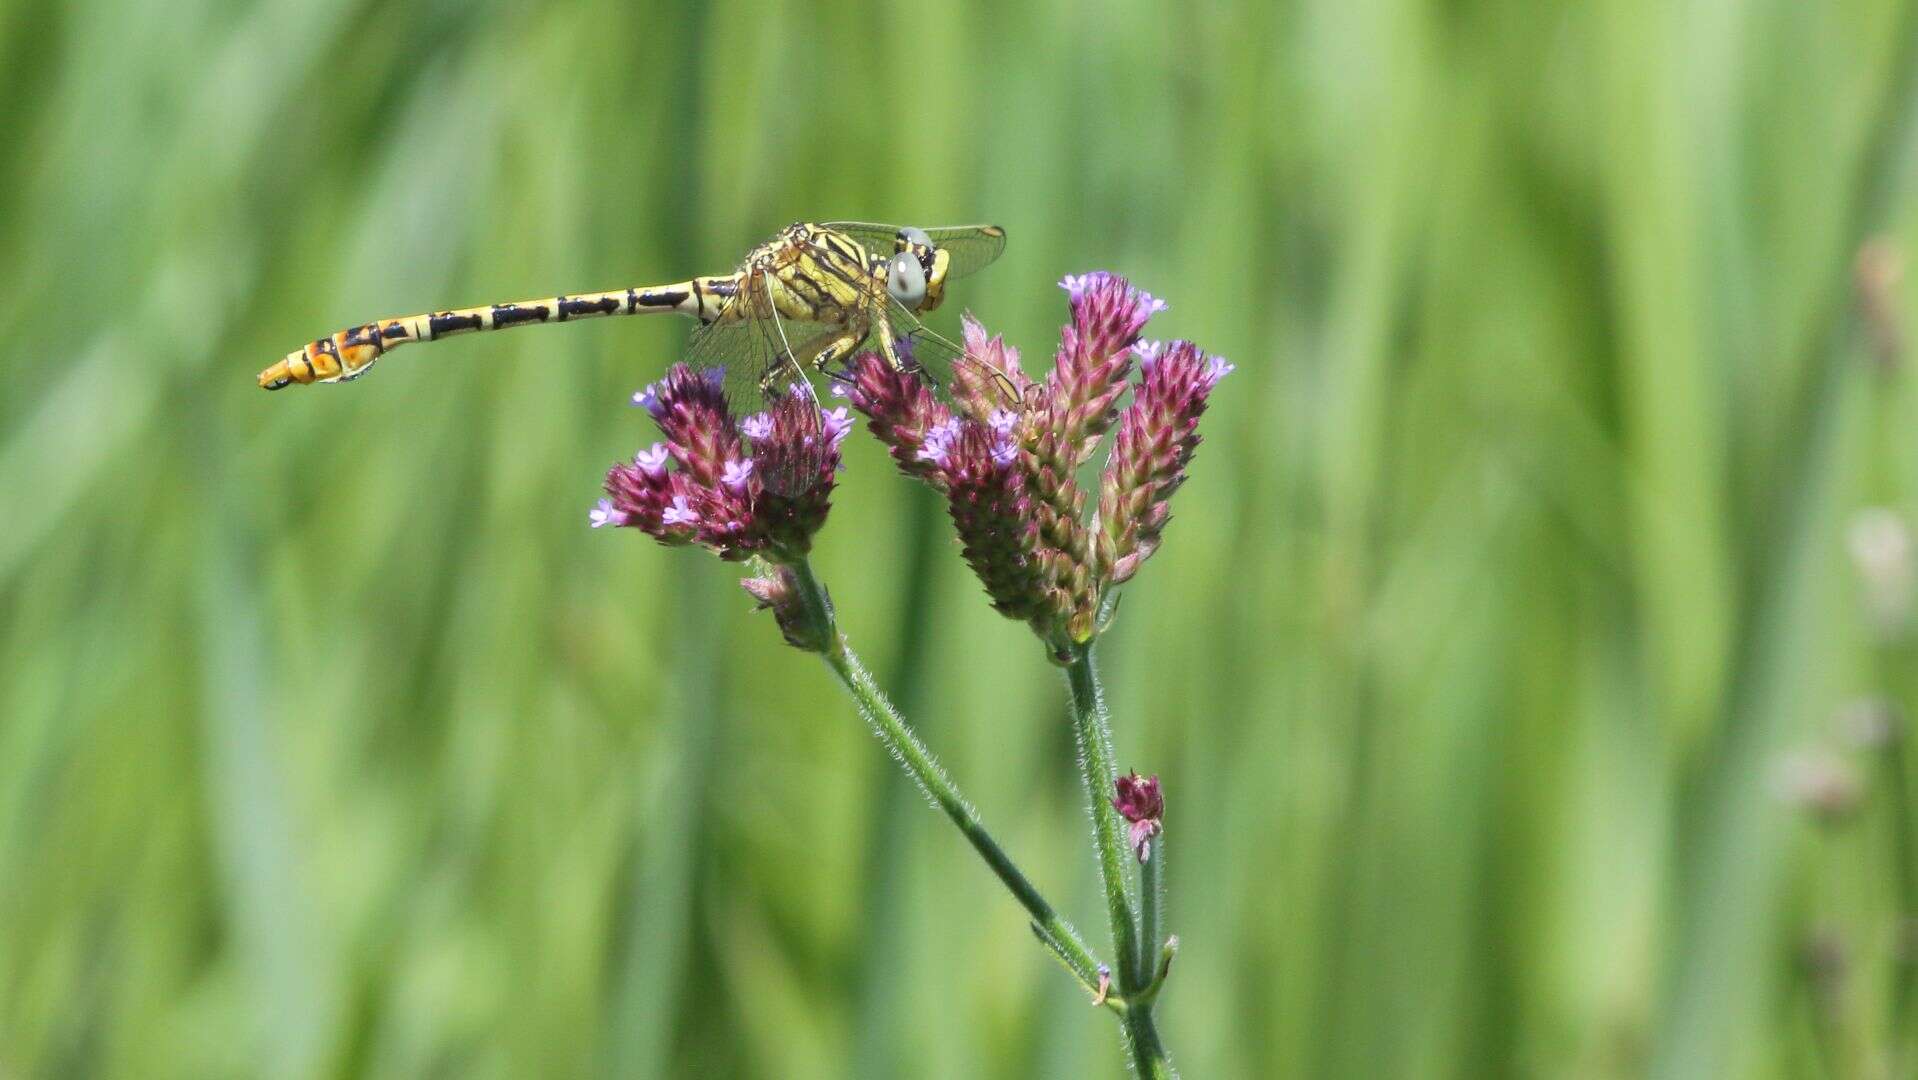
[{"xmin": 257, "ymin": 277, "xmax": 736, "ymax": 390}]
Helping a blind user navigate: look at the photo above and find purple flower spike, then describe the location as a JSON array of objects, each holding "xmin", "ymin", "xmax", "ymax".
[
  {"xmin": 846, "ymin": 350, "xmax": 956, "ymax": 484},
  {"xmin": 599, "ymin": 361, "xmax": 839, "ymax": 563},
  {"xmin": 745, "ymin": 389, "xmax": 840, "ymax": 559},
  {"xmin": 951, "ymin": 314, "xmax": 1032, "ymax": 419},
  {"xmin": 1111, "ymin": 771, "xmax": 1164, "ymax": 863},
  {"xmin": 941, "ymin": 423, "xmax": 1051, "ymax": 623},
  {"xmin": 844, "ymin": 271, "xmax": 1223, "ymax": 659},
  {"xmin": 637, "ymin": 364, "xmax": 740, "ymax": 488},
  {"xmin": 1097, "ymin": 340, "xmax": 1227, "ymax": 586},
  {"xmin": 1047, "ymin": 272, "xmax": 1164, "ymax": 456}
]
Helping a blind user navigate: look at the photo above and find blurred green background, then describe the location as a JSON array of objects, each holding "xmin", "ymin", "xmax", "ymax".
[{"xmin": 5, "ymin": 0, "xmax": 1918, "ymax": 1076}]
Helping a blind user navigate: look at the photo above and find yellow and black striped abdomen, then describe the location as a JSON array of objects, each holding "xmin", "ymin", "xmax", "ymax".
[{"xmin": 258, "ymin": 277, "xmax": 737, "ymax": 390}]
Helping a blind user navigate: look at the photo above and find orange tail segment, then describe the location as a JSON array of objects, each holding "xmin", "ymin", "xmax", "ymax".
[{"xmin": 259, "ymin": 319, "xmax": 414, "ymax": 389}]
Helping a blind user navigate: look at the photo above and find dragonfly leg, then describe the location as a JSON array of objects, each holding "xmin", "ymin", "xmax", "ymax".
[
  {"xmin": 789, "ymin": 327, "xmax": 864, "ymax": 385},
  {"xmin": 807, "ymin": 330, "xmax": 863, "ymax": 372},
  {"xmin": 898, "ymin": 330, "xmax": 940, "ymax": 384},
  {"xmin": 875, "ymin": 319, "xmax": 950, "ymax": 393},
  {"xmin": 756, "ymin": 366, "xmax": 788, "ymax": 395},
  {"xmin": 750, "ymin": 327, "xmax": 862, "ymax": 396}
]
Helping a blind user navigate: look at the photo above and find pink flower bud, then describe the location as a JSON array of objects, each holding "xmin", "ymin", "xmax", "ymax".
[{"xmin": 1112, "ymin": 771, "xmax": 1164, "ymax": 863}]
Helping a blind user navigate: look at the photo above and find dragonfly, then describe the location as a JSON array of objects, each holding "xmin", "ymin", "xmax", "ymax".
[{"xmin": 257, "ymin": 221, "xmax": 1007, "ymax": 408}]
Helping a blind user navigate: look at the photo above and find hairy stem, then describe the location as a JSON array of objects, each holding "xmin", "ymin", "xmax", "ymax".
[
  {"xmin": 1065, "ymin": 645, "xmax": 1142, "ymax": 986},
  {"xmin": 1066, "ymin": 642, "xmax": 1174, "ymax": 1078},
  {"xmin": 1141, "ymin": 834, "xmax": 1164, "ymax": 980},
  {"xmin": 785, "ymin": 559, "xmax": 1107, "ymax": 993}
]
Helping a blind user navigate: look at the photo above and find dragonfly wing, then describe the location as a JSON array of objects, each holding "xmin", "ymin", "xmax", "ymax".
[
  {"xmin": 920, "ymin": 225, "xmax": 1007, "ymax": 280},
  {"xmin": 819, "ymin": 222, "xmax": 1007, "ymax": 280},
  {"xmin": 685, "ymin": 304, "xmax": 780, "ymax": 413},
  {"xmin": 684, "ymin": 272, "xmax": 831, "ymax": 497}
]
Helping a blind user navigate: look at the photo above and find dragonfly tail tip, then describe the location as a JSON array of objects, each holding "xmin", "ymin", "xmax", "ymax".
[{"xmin": 258, "ymin": 360, "xmax": 295, "ymax": 391}]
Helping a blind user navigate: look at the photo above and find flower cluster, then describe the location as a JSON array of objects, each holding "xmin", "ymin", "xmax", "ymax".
[
  {"xmin": 592, "ymin": 363, "xmax": 850, "ymax": 563},
  {"xmin": 845, "ymin": 271, "xmax": 1229, "ymax": 659}
]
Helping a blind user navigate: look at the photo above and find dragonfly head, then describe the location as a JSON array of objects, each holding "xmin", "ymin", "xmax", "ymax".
[{"xmin": 883, "ymin": 226, "xmax": 950, "ymax": 313}]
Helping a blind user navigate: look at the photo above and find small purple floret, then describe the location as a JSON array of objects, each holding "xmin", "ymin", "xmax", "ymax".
[
  {"xmin": 1058, "ymin": 271, "xmax": 1114, "ymax": 301},
  {"xmin": 631, "ymin": 384, "xmax": 663, "ymax": 417},
  {"xmin": 720, "ymin": 458, "xmax": 754, "ymax": 492},
  {"xmin": 635, "ymin": 443, "xmax": 671, "ymax": 476},
  {"xmin": 824, "ymin": 406, "xmax": 854, "ymax": 446},
  {"xmin": 820, "ymin": 410, "xmax": 851, "ymax": 452},
  {"xmin": 740, "ymin": 412, "xmax": 774, "ymax": 441},
  {"xmin": 916, "ymin": 418, "xmax": 962, "ymax": 467},
  {"xmin": 662, "ymin": 495, "xmax": 699, "ymax": 527},
  {"xmin": 588, "ymin": 498, "xmax": 629, "ymax": 529},
  {"xmin": 989, "ymin": 435, "xmax": 1019, "ymax": 468}
]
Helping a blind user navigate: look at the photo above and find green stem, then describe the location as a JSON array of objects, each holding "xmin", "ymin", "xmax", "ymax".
[
  {"xmin": 1122, "ymin": 1003, "xmax": 1173, "ymax": 1080},
  {"xmin": 1141, "ymin": 833, "xmax": 1164, "ymax": 980},
  {"xmin": 1066, "ymin": 642, "xmax": 1174, "ymax": 1078},
  {"xmin": 1065, "ymin": 645, "xmax": 1142, "ymax": 986},
  {"xmin": 785, "ymin": 559, "xmax": 1107, "ymax": 994}
]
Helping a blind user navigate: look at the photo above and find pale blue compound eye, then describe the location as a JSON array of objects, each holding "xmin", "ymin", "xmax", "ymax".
[
  {"xmin": 900, "ymin": 226, "xmax": 932, "ymax": 249},
  {"xmin": 887, "ymin": 251, "xmax": 927, "ymax": 307}
]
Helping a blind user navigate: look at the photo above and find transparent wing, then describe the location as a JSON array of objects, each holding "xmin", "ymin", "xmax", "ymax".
[
  {"xmin": 820, "ymin": 221, "xmax": 1007, "ymax": 280},
  {"xmin": 876, "ymin": 292, "xmax": 1021, "ymax": 403},
  {"xmin": 684, "ymin": 271, "xmax": 829, "ymax": 496},
  {"xmin": 685, "ymin": 272, "xmax": 810, "ymax": 412}
]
